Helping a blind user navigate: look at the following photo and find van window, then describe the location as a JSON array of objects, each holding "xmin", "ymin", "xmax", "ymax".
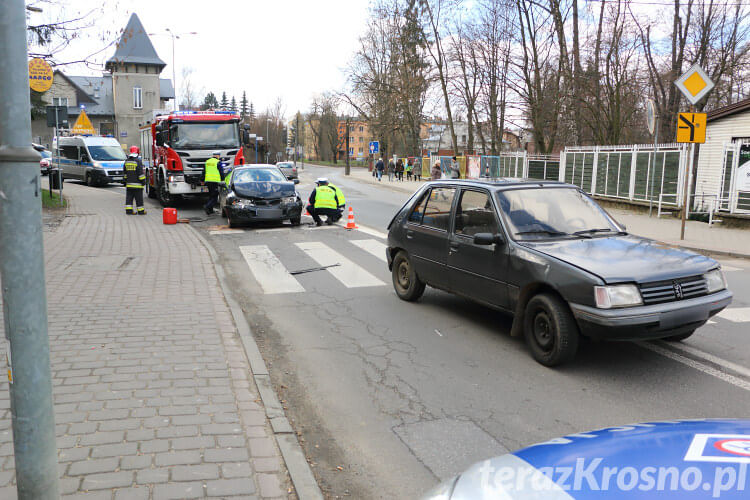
[
  {"xmin": 88, "ymin": 145, "xmax": 126, "ymax": 161},
  {"xmin": 60, "ymin": 146, "xmax": 79, "ymax": 160}
]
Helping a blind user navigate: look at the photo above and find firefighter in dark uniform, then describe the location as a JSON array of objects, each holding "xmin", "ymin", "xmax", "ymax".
[
  {"xmin": 307, "ymin": 178, "xmax": 339, "ymax": 226},
  {"xmin": 124, "ymin": 146, "xmax": 146, "ymax": 215}
]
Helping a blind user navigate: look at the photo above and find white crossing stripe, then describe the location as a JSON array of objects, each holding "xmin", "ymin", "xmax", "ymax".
[
  {"xmin": 210, "ymin": 229, "xmax": 245, "ymax": 235},
  {"xmin": 716, "ymin": 307, "xmax": 750, "ymax": 323},
  {"xmin": 355, "ymin": 224, "xmax": 388, "ymax": 240},
  {"xmin": 239, "ymin": 245, "xmax": 305, "ymax": 294},
  {"xmin": 350, "ymin": 239, "xmax": 387, "ymax": 262},
  {"xmin": 295, "ymin": 241, "xmax": 385, "ymax": 288}
]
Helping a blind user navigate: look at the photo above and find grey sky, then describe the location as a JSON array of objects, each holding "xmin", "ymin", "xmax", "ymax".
[{"xmin": 30, "ymin": 0, "xmax": 372, "ymax": 118}]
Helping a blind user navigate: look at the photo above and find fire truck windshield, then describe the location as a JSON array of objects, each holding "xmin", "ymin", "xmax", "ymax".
[{"xmin": 169, "ymin": 122, "xmax": 239, "ymax": 150}]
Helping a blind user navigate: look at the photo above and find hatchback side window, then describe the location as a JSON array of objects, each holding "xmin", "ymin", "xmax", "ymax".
[
  {"xmin": 407, "ymin": 189, "xmax": 430, "ymax": 224},
  {"xmin": 454, "ymin": 190, "xmax": 499, "ymax": 237},
  {"xmin": 421, "ymin": 187, "xmax": 456, "ymax": 231}
]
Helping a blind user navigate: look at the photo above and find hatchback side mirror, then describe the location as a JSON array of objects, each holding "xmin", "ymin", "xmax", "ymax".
[
  {"xmin": 293, "ymin": 178, "xmax": 300, "ymax": 185},
  {"xmin": 473, "ymin": 232, "xmax": 504, "ymax": 245}
]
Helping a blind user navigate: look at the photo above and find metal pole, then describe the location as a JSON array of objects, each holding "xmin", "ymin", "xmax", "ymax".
[
  {"xmin": 266, "ymin": 120, "xmax": 269, "ymax": 164},
  {"xmin": 254, "ymin": 137, "xmax": 258, "ymax": 163},
  {"xmin": 648, "ymin": 117, "xmax": 659, "ymax": 216},
  {"xmin": 345, "ymin": 117, "xmax": 350, "ymax": 176},
  {"xmin": 0, "ymin": 1, "xmax": 60, "ymax": 498},
  {"xmin": 680, "ymin": 141, "xmax": 695, "ymax": 240},
  {"xmin": 294, "ymin": 114, "xmax": 298, "ymax": 168},
  {"xmin": 169, "ymin": 31, "xmax": 177, "ymax": 111}
]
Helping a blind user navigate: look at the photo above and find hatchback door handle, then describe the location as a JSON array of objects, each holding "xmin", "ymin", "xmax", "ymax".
[
  {"xmin": 449, "ymin": 242, "xmax": 460, "ymax": 251},
  {"xmin": 406, "ymin": 229, "xmax": 414, "ymax": 239}
]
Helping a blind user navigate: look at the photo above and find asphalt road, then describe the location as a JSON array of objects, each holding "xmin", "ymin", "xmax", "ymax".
[{"xmin": 95, "ymin": 167, "xmax": 750, "ymax": 499}]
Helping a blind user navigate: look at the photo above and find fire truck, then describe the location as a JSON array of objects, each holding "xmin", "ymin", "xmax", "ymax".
[{"xmin": 139, "ymin": 111, "xmax": 249, "ymax": 206}]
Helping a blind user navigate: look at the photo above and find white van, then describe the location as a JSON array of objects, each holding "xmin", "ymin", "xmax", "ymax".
[{"xmin": 53, "ymin": 136, "xmax": 127, "ymax": 186}]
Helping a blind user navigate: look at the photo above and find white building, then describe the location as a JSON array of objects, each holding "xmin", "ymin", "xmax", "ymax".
[{"xmin": 695, "ymin": 99, "xmax": 750, "ymax": 214}]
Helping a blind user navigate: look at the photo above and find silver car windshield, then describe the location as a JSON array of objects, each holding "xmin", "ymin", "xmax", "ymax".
[{"xmin": 496, "ymin": 187, "xmax": 619, "ymax": 240}]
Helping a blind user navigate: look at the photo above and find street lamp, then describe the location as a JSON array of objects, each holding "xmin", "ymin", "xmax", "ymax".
[
  {"xmin": 149, "ymin": 30, "xmax": 198, "ymax": 110},
  {"xmin": 266, "ymin": 118, "xmax": 272, "ymax": 164},
  {"xmin": 256, "ymin": 137, "xmax": 263, "ymax": 164}
]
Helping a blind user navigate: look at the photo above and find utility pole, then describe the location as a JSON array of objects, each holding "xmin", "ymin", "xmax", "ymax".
[
  {"xmin": 0, "ymin": 1, "xmax": 60, "ymax": 498},
  {"xmin": 345, "ymin": 117, "xmax": 351, "ymax": 176}
]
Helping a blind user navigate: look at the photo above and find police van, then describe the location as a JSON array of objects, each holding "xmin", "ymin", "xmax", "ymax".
[{"xmin": 53, "ymin": 136, "xmax": 127, "ymax": 186}]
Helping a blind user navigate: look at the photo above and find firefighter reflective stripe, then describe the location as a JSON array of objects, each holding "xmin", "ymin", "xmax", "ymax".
[
  {"xmin": 137, "ymin": 206, "xmax": 145, "ymax": 212},
  {"xmin": 125, "ymin": 205, "xmax": 133, "ymax": 209},
  {"xmin": 314, "ymin": 186, "xmax": 337, "ymax": 209},
  {"xmin": 205, "ymin": 158, "xmax": 221, "ymax": 183},
  {"xmin": 126, "ymin": 183, "xmax": 144, "ymax": 188},
  {"xmin": 138, "ymin": 175, "xmax": 146, "ymax": 180}
]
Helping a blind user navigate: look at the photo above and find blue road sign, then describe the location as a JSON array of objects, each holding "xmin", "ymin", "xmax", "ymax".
[{"xmin": 369, "ymin": 141, "xmax": 379, "ymax": 154}]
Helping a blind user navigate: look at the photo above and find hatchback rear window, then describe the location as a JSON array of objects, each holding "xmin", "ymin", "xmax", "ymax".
[{"xmin": 421, "ymin": 187, "xmax": 456, "ymax": 231}]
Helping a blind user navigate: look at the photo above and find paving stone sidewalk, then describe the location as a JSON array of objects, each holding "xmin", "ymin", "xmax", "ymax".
[
  {"xmin": 312, "ymin": 164, "xmax": 750, "ymax": 258},
  {"xmin": 0, "ymin": 182, "xmax": 291, "ymax": 499}
]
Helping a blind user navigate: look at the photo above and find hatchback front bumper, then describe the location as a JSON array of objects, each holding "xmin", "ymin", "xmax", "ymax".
[{"xmin": 569, "ymin": 289, "xmax": 732, "ymax": 340}]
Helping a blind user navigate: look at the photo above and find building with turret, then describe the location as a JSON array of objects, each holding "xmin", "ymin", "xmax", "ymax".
[{"xmin": 31, "ymin": 13, "xmax": 174, "ymax": 150}]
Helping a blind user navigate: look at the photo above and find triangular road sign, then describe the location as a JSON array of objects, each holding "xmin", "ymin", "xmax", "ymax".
[{"xmin": 71, "ymin": 110, "xmax": 96, "ymax": 135}]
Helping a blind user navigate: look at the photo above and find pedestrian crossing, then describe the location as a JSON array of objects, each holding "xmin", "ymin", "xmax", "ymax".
[
  {"xmin": 295, "ymin": 241, "xmax": 385, "ymax": 288},
  {"xmin": 239, "ymin": 239, "xmax": 387, "ymax": 294}
]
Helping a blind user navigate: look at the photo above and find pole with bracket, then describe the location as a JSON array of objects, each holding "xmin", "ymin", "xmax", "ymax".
[
  {"xmin": 680, "ymin": 106, "xmax": 696, "ymax": 240},
  {"xmin": 0, "ymin": 1, "xmax": 60, "ymax": 498},
  {"xmin": 345, "ymin": 117, "xmax": 351, "ymax": 176}
]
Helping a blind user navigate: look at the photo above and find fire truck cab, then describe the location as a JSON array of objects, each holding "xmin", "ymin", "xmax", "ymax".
[{"xmin": 140, "ymin": 111, "xmax": 248, "ymax": 206}]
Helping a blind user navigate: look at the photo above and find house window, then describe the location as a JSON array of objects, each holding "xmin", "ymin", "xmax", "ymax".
[
  {"xmin": 133, "ymin": 86, "xmax": 143, "ymax": 109},
  {"xmin": 461, "ymin": 134, "xmax": 466, "ymax": 143},
  {"xmin": 359, "ymin": 137, "xmax": 363, "ymax": 142},
  {"xmin": 52, "ymin": 97, "xmax": 68, "ymax": 107},
  {"xmin": 359, "ymin": 126, "xmax": 364, "ymax": 132},
  {"xmin": 358, "ymin": 147, "xmax": 363, "ymax": 152}
]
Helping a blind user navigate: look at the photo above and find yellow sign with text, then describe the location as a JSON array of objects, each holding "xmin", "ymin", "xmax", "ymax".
[
  {"xmin": 71, "ymin": 110, "xmax": 96, "ymax": 135},
  {"xmin": 29, "ymin": 58, "xmax": 53, "ymax": 93},
  {"xmin": 676, "ymin": 112, "xmax": 706, "ymax": 144}
]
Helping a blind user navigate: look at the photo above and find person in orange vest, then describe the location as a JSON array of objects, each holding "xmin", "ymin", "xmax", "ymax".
[{"xmin": 124, "ymin": 146, "xmax": 146, "ymax": 215}]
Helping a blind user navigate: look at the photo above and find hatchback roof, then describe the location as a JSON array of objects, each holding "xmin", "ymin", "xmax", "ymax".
[{"xmin": 426, "ymin": 177, "xmax": 569, "ymax": 191}]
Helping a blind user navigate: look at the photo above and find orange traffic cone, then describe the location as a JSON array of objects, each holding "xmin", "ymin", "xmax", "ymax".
[{"xmin": 345, "ymin": 206, "xmax": 358, "ymax": 229}]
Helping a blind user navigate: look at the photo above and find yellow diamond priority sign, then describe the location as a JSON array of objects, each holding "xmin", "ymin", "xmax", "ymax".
[
  {"xmin": 676, "ymin": 112, "xmax": 706, "ymax": 144},
  {"xmin": 674, "ymin": 64, "xmax": 714, "ymax": 105}
]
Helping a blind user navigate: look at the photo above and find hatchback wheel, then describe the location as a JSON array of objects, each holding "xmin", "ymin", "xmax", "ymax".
[
  {"xmin": 392, "ymin": 251, "xmax": 425, "ymax": 301},
  {"xmin": 523, "ymin": 293, "xmax": 579, "ymax": 366}
]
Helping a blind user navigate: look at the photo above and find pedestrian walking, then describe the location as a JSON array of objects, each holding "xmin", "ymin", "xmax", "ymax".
[
  {"xmin": 307, "ymin": 178, "xmax": 340, "ymax": 226},
  {"xmin": 375, "ymin": 157, "xmax": 384, "ymax": 181},
  {"xmin": 204, "ymin": 151, "xmax": 225, "ymax": 215},
  {"xmin": 431, "ymin": 161, "xmax": 442, "ymax": 180},
  {"xmin": 414, "ymin": 159, "xmax": 422, "ymax": 181},
  {"xmin": 396, "ymin": 158, "xmax": 404, "ymax": 181},
  {"xmin": 387, "ymin": 159, "xmax": 395, "ymax": 181},
  {"xmin": 405, "ymin": 159, "xmax": 413, "ymax": 181},
  {"xmin": 124, "ymin": 146, "xmax": 146, "ymax": 215},
  {"xmin": 449, "ymin": 156, "xmax": 461, "ymax": 179}
]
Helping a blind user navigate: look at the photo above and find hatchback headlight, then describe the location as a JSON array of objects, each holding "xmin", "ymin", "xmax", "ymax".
[
  {"xmin": 704, "ymin": 269, "xmax": 727, "ymax": 293},
  {"xmin": 594, "ymin": 284, "xmax": 643, "ymax": 309},
  {"xmin": 282, "ymin": 196, "xmax": 297, "ymax": 204}
]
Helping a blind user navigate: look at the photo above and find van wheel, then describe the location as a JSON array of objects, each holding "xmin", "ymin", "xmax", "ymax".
[
  {"xmin": 392, "ymin": 251, "xmax": 425, "ymax": 301},
  {"xmin": 86, "ymin": 174, "xmax": 94, "ymax": 187},
  {"xmin": 523, "ymin": 293, "xmax": 579, "ymax": 366},
  {"xmin": 664, "ymin": 329, "xmax": 695, "ymax": 342}
]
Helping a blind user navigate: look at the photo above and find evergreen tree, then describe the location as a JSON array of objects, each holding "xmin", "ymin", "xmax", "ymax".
[
  {"xmin": 230, "ymin": 96, "xmax": 238, "ymax": 113},
  {"xmin": 240, "ymin": 91, "xmax": 249, "ymax": 119},
  {"xmin": 220, "ymin": 91, "xmax": 229, "ymax": 109},
  {"xmin": 201, "ymin": 92, "xmax": 219, "ymax": 110},
  {"xmin": 248, "ymin": 102, "xmax": 256, "ymax": 123}
]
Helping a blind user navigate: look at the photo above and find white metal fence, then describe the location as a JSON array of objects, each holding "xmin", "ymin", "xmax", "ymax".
[{"xmin": 560, "ymin": 144, "xmax": 688, "ymax": 206}]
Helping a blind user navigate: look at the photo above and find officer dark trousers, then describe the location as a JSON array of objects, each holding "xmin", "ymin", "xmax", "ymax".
[
  {"xmin": 306, "ymin": 205, "xmax": 338, "ymax": 225},
  {"xmin": 125, "ymin": 188, "xmax": 145, "ymax": 214}
]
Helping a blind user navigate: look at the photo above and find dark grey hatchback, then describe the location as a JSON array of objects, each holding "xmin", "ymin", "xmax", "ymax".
[{"xmin": 386, "ymin": 179, "xmax": 732, "ymax": 366}]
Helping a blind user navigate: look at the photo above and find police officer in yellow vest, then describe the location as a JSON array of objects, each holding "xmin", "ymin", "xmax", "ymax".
[
  {"xmin": 204, "ymin": 151, "xmax": 225, "ymax": 215},
  {"xmin": 307, "ymin": 178, "xmax": 340, "ymax": 226},
  {"xmin": 124, "ymin": 146, "xmax": 146, "ymax": 215},
  {"xmin": 328, "ymin": 183, "xmax": 346, "ymax": 222}
]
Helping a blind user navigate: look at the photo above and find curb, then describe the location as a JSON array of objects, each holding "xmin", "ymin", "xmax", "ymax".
[
  {"xmin": 653, "ymin": 239, "xmax": 750, "ymax": 261},
  {"xmin": 188, "ymin": 225, "xmax": 325, "ymax": 500}
]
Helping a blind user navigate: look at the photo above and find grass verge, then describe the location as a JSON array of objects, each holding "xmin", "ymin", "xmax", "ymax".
[{"xmin": 42, "ymin": 188, "xmax": 66, "ymax": 209}]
